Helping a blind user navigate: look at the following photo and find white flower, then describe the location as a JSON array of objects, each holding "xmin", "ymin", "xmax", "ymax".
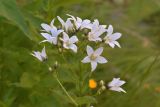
[
  {"xmin": 41, "ymin": 19, "xmax": 56, "ymax": 32},
  {"xmin": 40, "ymin": 28, "xmax": 63, "ymax": 45},
  {"xmin": 81, "ymin": 46, "xmax": 107, "ymax": 71},
  {"xmin": 61, "ymin": 32, "xmax": 78, "ymax": 53},
  {"xmin": 88, "ymin": 19, "xmax": 106, "ymax": 42},
  {"xmin": 108, "ymin": 78, "xmax": 126, "ymax": 93},
  {"xmin": 57, "ymin": 16, "xmax": 74, "ymax": 32},
  {"xmin": 31, "ymin": 46, "xmax": 47, "ymax": 62},
  {"xmin": 104, "ymin": 25, "xmax": 122, "ymax": 48},
  {"xmin": 67, "ymin": 14, "xmax": 92, "ymax": 30}
]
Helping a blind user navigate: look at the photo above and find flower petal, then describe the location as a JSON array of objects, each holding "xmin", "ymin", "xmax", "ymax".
[
  {"xmin": 50, "ymin": 19, "xmax": 56, "ymax": 29},
  {"xmin": 107, "ymin": 25, "xmax": 113, "ymax": 35},
  {"xmin": 51, "ymin": 29, "xmax": 63, "ymax": 37},
  {"xmin": 41, "ymin": 33, "xmax": 51, "ymax": 40},
  {"xmin": 62, "ymin": 32, "xmax": 69, "ymax": 42},
  {"xmin": 31, "ymin": 52, "xmax": 42, "ymax": 61},
  {"xmin": 41, "ymin": 24, "xmax": 51, "ymax": 32},
  {"xmin": 51, "ymin": 37, "xmax": 58, "ymax": 45},
  {"xmin": 114, "ymin": 41, "xmax": 121, "ymax": 48},
  {"xmin": 41, "ymin": 46, "xmax": 47, "ymax": 58},
  {"xmin": 96, "ymin": 56, "xmax": 107, "ymax": 64},
  {"xmin": 91, "ymin": 61, "xmax": 97, "ymax": 72},
  {"xmin": 67, "ymin": 14, "xmax": 76, "ymax": 21},
  {"xmin": 69, "ymin": 44, "xmax": 77, "ymax": 53},
  {"xmin": 70, "ymin": 36, "xmax": 78, "ymax": 43},
  {"xmin": 57, "ymin": 16, "xmax": 65, "ymax": 27},
  {"xmin": 65, "ymin": 19, "xmax": 73, "ymax": 31},
  {"xmin": 108, "ymin": 42, "xmax": 115, "ymax": 48},
  {"xmin": 87, "ymin": 45, "xmax": 94, "ymax": 56},
  {"xmin": 94, "ymin": 47, "xmax": 103, "ymax": 56},
  {"xmin": 81, "ymin": 56, "xmax": 91, "ymax": 63},
  {"xmin": 111, "ymin": 33, "xmax": 121, "ymax": 40},
  {"xmin": 109, "ymin": 87, "xmax": 126, "ymax": 93},
  {"xmin": 108, "ymin": 78, "xmax": 126, "ymax": 87}
]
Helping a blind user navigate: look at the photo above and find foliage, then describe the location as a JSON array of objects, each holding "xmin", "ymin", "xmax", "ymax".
[{"xmin": 0, "ymin": 0, "xmax": 160, "ymax": 107}]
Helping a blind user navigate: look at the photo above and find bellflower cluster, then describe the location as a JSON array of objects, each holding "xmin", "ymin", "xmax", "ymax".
[{"xmin": 31, "ymin": 14, "xmax": 126, "ymax": 106}]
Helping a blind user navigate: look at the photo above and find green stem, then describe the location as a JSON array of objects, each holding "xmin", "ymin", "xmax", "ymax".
[{"xmin": 54, "ymin": 73, "xmax": 78, "ymax": 106}]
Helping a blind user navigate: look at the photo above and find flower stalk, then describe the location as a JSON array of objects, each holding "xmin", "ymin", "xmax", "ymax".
[{"xmin": 54, "ymin": 72, "xmax": 78, "ymax": 106}]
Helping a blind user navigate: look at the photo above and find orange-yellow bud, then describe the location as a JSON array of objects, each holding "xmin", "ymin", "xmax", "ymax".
[{"xmin": 89, "ymin": 79, "xmax": 97, "ymax": 89}]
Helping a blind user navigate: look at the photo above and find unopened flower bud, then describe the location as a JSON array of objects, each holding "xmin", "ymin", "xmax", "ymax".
[
  {"xmin": 100, "ymin": 80, "xmax": 105, "ymax": 86},
  {"xmin": 48, "ymin": 67, "xmax": 52, "ymax": 72},
  {"xmin": 101, "ymin": 86, "xmax": 106, "ymax": 91},
  {"xmin": 54, "ymin": 61, "xmax": 59, "ymax": 69},
  {"xmin": 58, "ymin": 48, "xmax": 62, "ymax": 53}
]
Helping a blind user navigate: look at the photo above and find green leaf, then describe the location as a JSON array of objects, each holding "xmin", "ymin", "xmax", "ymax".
[
  {"xmin": 0, "ymin": 0, "xmax": 33, "ymax": 40},
  {"xmin": 18, "ymin": 72, "xmax": 40, "ymax": 88},
  {"xmin": 76, "ymin": 96, "xmax": 97, "ymax": 105},
  {"xmin": 127, "ymin": 0, "xmax": 160, "ymax": 23}
]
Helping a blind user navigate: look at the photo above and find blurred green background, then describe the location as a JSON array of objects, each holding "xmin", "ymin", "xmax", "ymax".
[{"xmin": 0, "ymin": 0, "xmax": 160, "ymax": 107}]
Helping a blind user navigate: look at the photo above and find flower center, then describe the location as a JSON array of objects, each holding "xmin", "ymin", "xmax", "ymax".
[
  {"xmin": 90, "ymin": 53, "xmax": 97, "ymax": 60},
  {"xmin": 104, "ymin": 36, "xmax": 111, "ymax": 42},
  {"xmin": 66, "ymin": 40, "xmax": 71, "ymax": 47}
]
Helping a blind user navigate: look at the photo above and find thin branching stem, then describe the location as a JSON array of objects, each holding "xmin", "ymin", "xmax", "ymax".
[{"xmin": 54, "ymin": 72, "xmax": 78, "ymax": 107}]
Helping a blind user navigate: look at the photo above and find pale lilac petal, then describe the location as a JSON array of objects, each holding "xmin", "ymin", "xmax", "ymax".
[
  {"xmin": 108, "ymin": 78, "xmax": 126, "ymax": 93},
  {"xmin": 62, "ymin": 32, "xmax": 69, "ymax": 42},
  {"xmin": 40, "ymin": 40, "xmax": 49, "ymax": 43},
  {"xmin": 114, "ymin": 41, "xmax": 121, "ymax": 48},
  {"xmin": 41, "ymin": 24, "xmax": 51, "ymax": 32},
  {"xmin": 107, "ymin": 25, "xmax": 113, "ymax": 35},
  {"xmin": 83, "ymin": 19, "xmax": 90, "ymax": 25},
  {"xmin": 32, "ymin": 52, "xmax": 42, "ymax": 61},
  {"xmin": 96, "ymin": 56, "xmax": 107, "ymax": 64},
  {"xmin": 111, "ymin": 33, "xmax": 122, "ymax": 40},
  {"xmin": 94, "ymin": 47, "xmax": 103, "ymax": 56},
  {"xmin": 56, "ymin": 29, "xmax": 64, "ymax": 36},
  {"xmin": 93, "ymin": 19, "xmax": 99, "ymax": 25},
  {"xmin": 67, "ymin": 14, "xmax": 76, "ymax": 21},
  {"xmin": 91, "ymin": 61, "xmax": 97, "ymax": 72},
  {"xmin": 41, "ymin": 33, "xmax": 51, "ymax": 40},
  {"xmin": 108, "ymin": 78, "xmax": 120, "ymax": 87},
  {"xmin": 50, "ymin": 29, "xmax": 58, "ymax": 37},
  {"xmin": 70, "ymin": 36, "xmax": 78, "ymax": 43},
  {"xmin": 108, "ymin": 42, "xmax": 115, "ymax": 48},
  {"xmin": 66, "ymin": 19, "xmax": 73, "ymax": 31},
  {"xmin": 111, "ymin": 78, "xmax": 125, "ymax": 87},
  {"xmin": 110, "ymin": 87, "xmax": 126, "ymax": 93},
  {"xmin": 87, "ymin": 45, "xmax": 94, "ymax": 56},
  {"xmin": 77, "ymin": 17, "xmax": 82, "ymax": 23},
  {"xmin": 69, "ymin": 44, "xmax": 77, "ymax": 53},
  {"xmin": 51, "ymin": 37, "xmax": 58, "ymax": 45},
  {"xmin": 57, "ymin": 16, "xmax": 65, "ymax": 27},
  {"xmin": 50, "ymin": 19, "xmax": 55, "ymax": 28},
  {"xmin": 41, "ymin": 46, "xmax": 47, "ymax": 58},
  {"xmin": 51, "ymin": 29, "xmax": 63, "ymax": 37},
  {"xmin": 81, "ymin": 56, "xmax": 91, "ymax": 63},
  {"xmin": 76, "ymin": 17, "xmax": 82, "ymax": 29}
]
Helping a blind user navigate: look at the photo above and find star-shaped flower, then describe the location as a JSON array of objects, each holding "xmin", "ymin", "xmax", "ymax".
[
  {"xmin": 88, "ymin": 19, "xmax": 106, "ymax": 42},
  {"xmin": 61, "ymin": 32, "xmax": 78, "ymax": 53},
  {"xmin": 31, "ymin": 46, "xmax": 47, "ymax": 62},
  {"xmin": 40, "ymin": 27, "xmax": 63, "ymax": 45},
  {"xmin": 67, "ymin": 14, "xmax": 92, "ymax": 30},
  {"xmin": 57, "ymin": 16, "xmax": 74, "ymax": 32},
  {"xmin": 108, "ymin": 78, "xmax": 126, "ymax": 93},
  {"xmin": 81, "ymin": 46, "xmax": 107, "ymax": 71},
  {"xmin": 104, "ymin": 25, "xmax": 122, "ymax": 48}
]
